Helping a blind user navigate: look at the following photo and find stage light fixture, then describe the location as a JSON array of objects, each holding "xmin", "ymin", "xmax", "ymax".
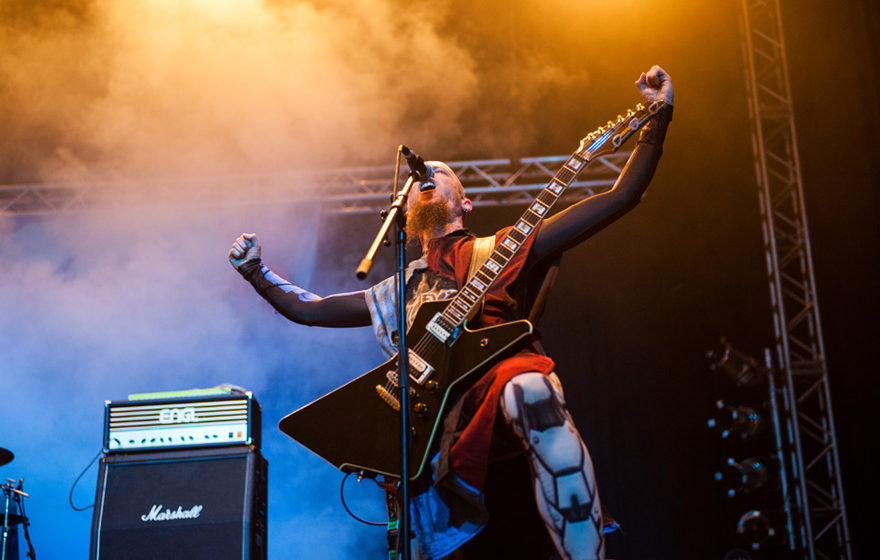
[
  {"xmin": 706, "ymin": 338, "xmax": 771, "ymax": 387},
  {"xmin": 714, "ymin": 457, "xmax": 768, "ymax": 497},
  {"xmin": 707, "ymin": 400, "xmax": 763, "ymax": 440},
  {"xmin": 723, "ymin": 548, "xmax": 753, "ymax": 560},
  {"xmin": 736, "ymin": 509, "xmax": 776, "ymax": 549}
]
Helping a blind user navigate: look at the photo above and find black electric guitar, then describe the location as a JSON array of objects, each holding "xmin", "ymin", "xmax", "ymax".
[{"xmin": 279, "ymin": 100, "xmax": 666, "ymax": 480}]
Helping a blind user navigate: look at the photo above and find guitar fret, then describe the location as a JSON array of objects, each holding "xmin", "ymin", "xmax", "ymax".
[
  {"xmin": 567, "ymin": 155, "xmax": 584, "ymax": 170},
  {"xmin": 475, "ymin": 270, "xmax": 493, "ymax": 284},
  {"xmin": 495, "ymin": 244, "xmax": 514, "ymax": 259},
  {"xmin": 556, "ymin": 168, "xmax": 575, "ymax": 184},
  {"xmin": 538, "ymin": 190, "xmax": 558, "ymax": 205},
  {"xmin": 449, "ymin": 298, "xmax": 471, "ymax": 319},
  {"xmin": 523, "ymin": 211, "xmax": 541, "ymax": 226},
  {"xmin": 443, "ymin": 309, "xmax": 461, "ymax": 323},
  {"xmin": 484, "ymin": 258, "xmax": 502, "ymax": 273},
  {"xmin": 459, "ymin": 291, "xmax": 476, "ymax": 304},
  {"xmin": 531, "ymin": 200, "xmax": 549, "ymax": 216},
  {"xmin": 508, "ymin": 229, "xmax": 525, "ymax": 245},
  {"xmin": 434, "ymin": 313, "xmax": 456, "ymax": 332},
  {"xmin": 547, "ymin": 179, "xmax": 566, "ymax": 195},
  {"xmin": 455, "ymin": 300, "xmax": 474, "ymax": 316},
  {"xmin": 471, "ymin": 277, "xmax": 486, "ymax": 291},
  {"xmin": 462, "ymin": 286, "xmax": 480, "ymax": 300},
  {"xmin": 466, "ymin": 284, "xmax": 484, "ymax": 299},
  {"xmin": 514, "ymin": 220, "xmax": 533, "ymax": 236},
  {"xmin": 502, "ymin": 236, "xmax": 519, "ymax": 251}
]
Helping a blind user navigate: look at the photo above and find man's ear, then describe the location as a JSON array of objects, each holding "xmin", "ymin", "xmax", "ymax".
[{"xmin": 461, "ymin": 197, "xmax": 473, "ymax": 214}]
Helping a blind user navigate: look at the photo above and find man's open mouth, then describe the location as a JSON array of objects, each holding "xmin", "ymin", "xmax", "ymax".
[{"xmin": 419, "ymin": 181, "xmax": 436, "ymax": 193}]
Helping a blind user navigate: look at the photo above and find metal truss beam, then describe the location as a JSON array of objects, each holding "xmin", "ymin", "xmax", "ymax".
[
  {"xmin": 0, "ymin": 153, "xmax": 631, "ymax": 216},
  {"xmin": 740, "ymin": 1, "xmax": 851, "ymax": 558}
]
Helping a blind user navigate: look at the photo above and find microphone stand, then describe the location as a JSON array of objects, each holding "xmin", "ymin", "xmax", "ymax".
[
  {"xmin": 356, "ymin": 146, "xmax": 417, "ymax": 560},
  {"xmin": 1, "ymin": 480, "xmax": 30, "ymax": 560}
]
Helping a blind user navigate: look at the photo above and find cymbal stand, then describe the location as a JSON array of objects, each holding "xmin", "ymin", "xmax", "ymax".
[{"xmin": 1, "ymin": 479, "xmax": 30, "ymax": 560}]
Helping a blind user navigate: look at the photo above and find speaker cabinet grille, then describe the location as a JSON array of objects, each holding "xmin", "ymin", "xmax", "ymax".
[{"xmin": 90, "ymin": 447, "xmax": 266, "ymax": 560}]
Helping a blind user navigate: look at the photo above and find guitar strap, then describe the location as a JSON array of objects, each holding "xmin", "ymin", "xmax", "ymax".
[
  {"xmin": 466, "ymin": 235, "xmax": 495, "ymax": 319},
  {"xmin": 466, "ymin": 235, "xmax": 562, "ymax": 327},
  {"xmin": 468, "ymin": 235, "xmax": 495, "ymax": 281}
]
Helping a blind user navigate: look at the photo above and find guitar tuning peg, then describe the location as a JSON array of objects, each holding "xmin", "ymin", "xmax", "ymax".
[
  {"xmin": 616, "ymin": 114, "xmax": 625, "ymax": 123},
  {"xmin": 606, "ymin": 120, "xmax": 614, "ymax": 128},
  {"xmin": 635, "ymin": 103, "xmax": 644, "ymax": 111}
]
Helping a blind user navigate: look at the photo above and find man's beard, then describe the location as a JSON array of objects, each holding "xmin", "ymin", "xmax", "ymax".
[{"xmin": 406, "ymin": 199, "xmax": 458, "ymax": 243}]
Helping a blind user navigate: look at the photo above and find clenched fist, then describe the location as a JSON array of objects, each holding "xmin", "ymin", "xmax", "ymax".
[
  {"xmin": 228, "ymin": 233, "xmax": 261, "ymax": 270},
  {"xmin": 636, "ymin": 65, "xmax": 674, "ymax": 106}
]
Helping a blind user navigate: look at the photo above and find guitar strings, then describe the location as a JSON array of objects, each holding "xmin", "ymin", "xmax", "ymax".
[{"xmin": 382, "ymin": 103, "xmax": 656, "ymax": 403}]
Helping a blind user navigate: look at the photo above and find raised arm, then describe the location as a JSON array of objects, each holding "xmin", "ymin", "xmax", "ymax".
[
  {"xmin": 229, "ymin": 233, "xmax": 372, "ymax": 328},
  {"xmin": 532, "ymin": 65, "xmax": 674, "ymax": 260}
]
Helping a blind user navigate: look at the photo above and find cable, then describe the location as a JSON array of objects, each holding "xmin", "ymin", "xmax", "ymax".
[
  {"xmin": 339, "ymin": 472, "xmax": 386, "ymax": 526},
  {"xmin": 68, "ymin": 448, "xmax": 103, "ymax": 512}
]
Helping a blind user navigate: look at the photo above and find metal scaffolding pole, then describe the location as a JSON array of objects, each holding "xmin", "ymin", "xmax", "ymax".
[{"xmin": 739, "ymin": 1, "xmax": 851, "ymax": 558}]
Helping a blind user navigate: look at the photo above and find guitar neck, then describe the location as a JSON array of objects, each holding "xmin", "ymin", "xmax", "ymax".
[
  {"xmin": 429, "ymin": 100, "xmax": 665, "ymax": 337},
  {"xmin": 436, "ymin": 155, "xmax": 588, "ymax": 329}
]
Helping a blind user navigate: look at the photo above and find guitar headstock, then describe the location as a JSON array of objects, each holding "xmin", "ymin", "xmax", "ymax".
[{"xmin": 577, "ymin": 100, "xmax": 665, "ymax": 161}]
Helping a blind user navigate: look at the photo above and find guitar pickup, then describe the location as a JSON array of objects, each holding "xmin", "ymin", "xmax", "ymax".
[
  {"xmin": 426, "ymin": 313, "xmax": 452, "ymax": 343},
  {"xmin": 407, "ymin": 351, "xmax": 434, "ymax": 385}
]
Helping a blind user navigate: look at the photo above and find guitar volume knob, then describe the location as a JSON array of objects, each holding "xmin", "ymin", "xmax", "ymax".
[{"xmin": 414, "ymin": 402, "xmax": 429, "ymax": 416}]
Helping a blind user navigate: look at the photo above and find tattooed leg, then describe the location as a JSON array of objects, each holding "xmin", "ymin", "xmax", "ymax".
[{"xmin": 500, "ymin": 372, "xmax": 604, "ymax": 560}]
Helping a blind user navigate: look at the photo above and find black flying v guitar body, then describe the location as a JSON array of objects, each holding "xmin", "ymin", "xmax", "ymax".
[
  {"xmin": 279, "ymin": 100, "xmax": 666, "ymax": 480},
  {"xmin": 279, "ymin": 299, "xmax": 534, "ymax": 480}
]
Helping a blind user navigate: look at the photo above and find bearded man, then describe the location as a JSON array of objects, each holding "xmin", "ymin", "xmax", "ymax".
[{"xmin": 230, "ymin": 65, "xmax": 674, "ymax": 560}]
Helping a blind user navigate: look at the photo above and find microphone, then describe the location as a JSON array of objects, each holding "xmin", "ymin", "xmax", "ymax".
[{"xmin": 400, "ymin": 145, "xmax": 432, "ymax": 181}]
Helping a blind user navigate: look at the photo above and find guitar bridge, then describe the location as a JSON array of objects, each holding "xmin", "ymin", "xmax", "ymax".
[
  {"xmin": 375, "ymin": 385, "xmax": 401, "ymax": 411},
  {"xmin": 386, "ymin": 371, "xmax": 418, "ymax": 396}
]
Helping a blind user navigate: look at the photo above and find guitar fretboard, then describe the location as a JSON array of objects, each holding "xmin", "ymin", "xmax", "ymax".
[
  {"xmin": 427, "ymin": 100, "xmax": 664, "ymax": 340},
  {"xmin": 435, "ymin": 155, "xmax": 589, "ymax": 334}
]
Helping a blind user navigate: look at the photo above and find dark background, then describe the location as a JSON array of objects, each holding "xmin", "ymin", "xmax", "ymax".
[
  {"xmin": 322, "ymin": 0, "xmax": 880, "ymax": 555},
  {"xmin": 1, "ymin": 0, "xmax": 877, "ymax": 557}
]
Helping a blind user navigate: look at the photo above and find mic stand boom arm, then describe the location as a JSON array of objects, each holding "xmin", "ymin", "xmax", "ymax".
[{"xmin": 355, "ymin": 148, "xmax": 421, "ymax": 560}]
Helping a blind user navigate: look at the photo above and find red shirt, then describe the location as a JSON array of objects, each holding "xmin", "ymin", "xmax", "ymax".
[{"xmin": 424, "ymin": 227, "xmax": 555, "ymax": 491}]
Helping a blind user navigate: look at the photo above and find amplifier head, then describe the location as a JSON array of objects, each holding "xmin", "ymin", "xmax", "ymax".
[{"xmin": 104, "ymin": 392, "xmax": 261, "ymax": 453}]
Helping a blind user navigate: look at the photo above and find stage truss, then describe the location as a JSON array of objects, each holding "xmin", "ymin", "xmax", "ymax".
[
  {"xmin": 0, "ymin": 153, "xmax": 630, "ymax": 216},
  {"xmin": 740, "ymin": 0, "xmax": 851, "ymax": 558},
  {"xmin": 0, "ymin": 7, "xmax": 853, "ymax": 556}
]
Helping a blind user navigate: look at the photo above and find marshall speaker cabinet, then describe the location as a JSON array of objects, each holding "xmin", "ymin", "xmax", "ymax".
[{"xmin": 90, "ymin": 390, "xmax": 267, "ymax": 560}]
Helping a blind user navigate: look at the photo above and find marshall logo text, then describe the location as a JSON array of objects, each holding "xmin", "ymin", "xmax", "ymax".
[{"xmin": 141, "ymin": 504, "xmax": 204, "ymax": 522}]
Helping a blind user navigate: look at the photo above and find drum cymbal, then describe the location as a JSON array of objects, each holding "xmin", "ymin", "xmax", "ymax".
[
  {"xmin": 0, "ymin": 513, "xmax": 26, "ymax": 526},
  {"xmin": 0, "ymin": 448, "xmax": 12, "ymax": 467}
]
